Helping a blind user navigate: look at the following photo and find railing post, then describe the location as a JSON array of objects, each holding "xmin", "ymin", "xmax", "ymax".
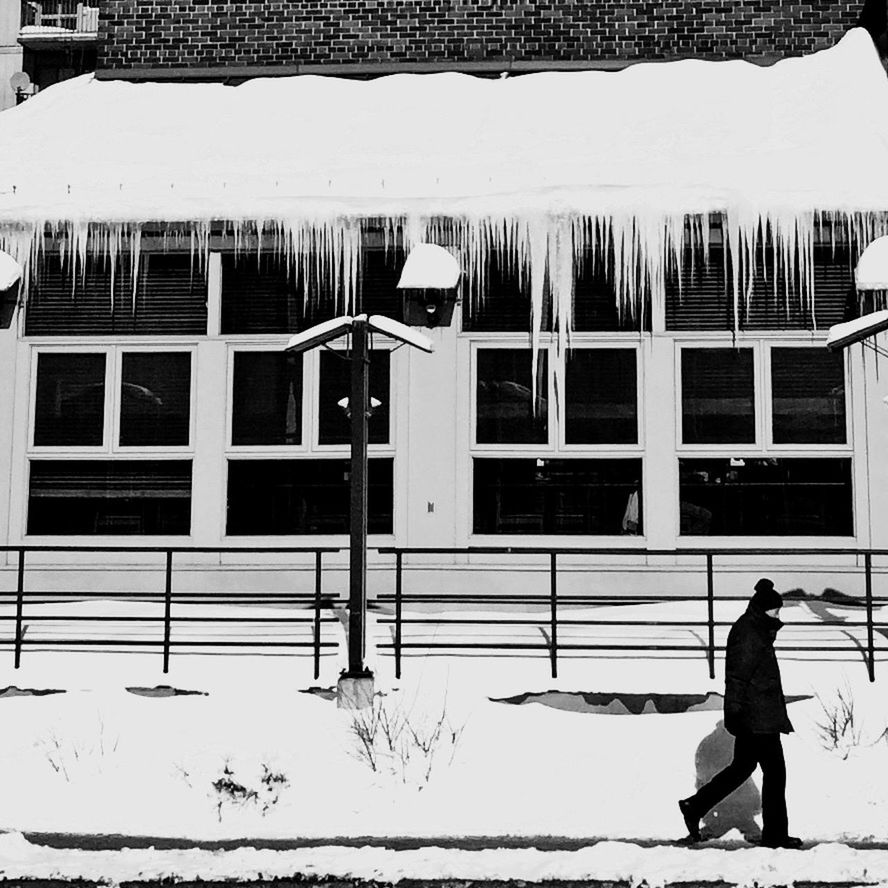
[
  {"xmin": 395, "ymin": 551, "xmax": 403, "ymax": 680},
  {"xmin": 706, "ymin": 553, "xmax": 715, "ymax": 681},
  {"xmin": 550, "ymin": 552, "xmax": 558, "ymax": 679},
  {"xmin": 313, "ymin": 550, "xmax": 323, "ymax": 680},
  {"xmin": 13, "ymin": 548, "xmax": 25, "ymax": 669},
  {"xmin": 162, "ymin": 550, "xmax": 173, "ymax": 674},
  {"xmin": 865, "ymin": 551, "xmax": 875, "ymax": 683}
]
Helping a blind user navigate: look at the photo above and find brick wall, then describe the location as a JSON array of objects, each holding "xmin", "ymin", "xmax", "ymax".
[{"xmin": 98, "ymin": 1, "xmax": 866, "ymax": 74}]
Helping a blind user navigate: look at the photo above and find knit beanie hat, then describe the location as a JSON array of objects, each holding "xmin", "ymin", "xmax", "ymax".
[{"xmin": 751, "ymin": 577, "xmax": 783, "ymax": 611}]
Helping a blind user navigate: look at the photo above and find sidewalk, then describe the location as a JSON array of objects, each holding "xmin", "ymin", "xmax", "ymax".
[{"xmin": 5, "ymin": 831, "xmax": 888, "ymax": 887}]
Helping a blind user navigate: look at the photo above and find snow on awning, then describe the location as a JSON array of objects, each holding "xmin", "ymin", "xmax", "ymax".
[{"xmin": 0, "ymin": 28, "xmax": 887, "ymax": 225}]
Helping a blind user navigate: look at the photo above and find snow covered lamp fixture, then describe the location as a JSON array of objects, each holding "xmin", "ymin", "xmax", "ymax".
[
  {"xmin": 397, "ymin": 243, "xmax": 462, "ymax": 328},
  {"xmin": 0, "ymin": 250, "xmax": 24, "ymax": 330},
  {"xmin": 826, "ymin": 236, "xmax": 888, "ymax": 357}
]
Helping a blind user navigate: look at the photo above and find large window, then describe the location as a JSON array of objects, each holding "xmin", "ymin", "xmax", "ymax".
[
  {"xmin": 33, "ymin": 349, "xmax": 193, "ymax": 450},
  {"xmin": 679, "ymin": 458, "xmax": 852, "ymax": 536},
  {"xmin": 318, "ymin": 350, "xmax": 390, "ymax": 446},
  {"xmin": 231, "ymin": 352, "xmax": 304, "ymax": 446},
  {"xmin": 227, "ymin": 344, "xmax": 395, "ymax": 535},
  {"xmin": 227, "ymin": 459, "xmax": 393, "ymax": 535},
  {"xmin": 474, "ymin": 458, "xmax": 642, "ymax": 535},
  {"xmin": 119, "ymin": 353, "xmax": 192, "ymax": 447},
  {"xmin": 565, "ymin": 349, "xmax": 637, "ymax": 444},
  {"xmin": 28, "ymin": 460, "xmax": 192, "ymax": 535},
  {"xmin": 681, "ymin": 348, "xmax": 755, "ymax": 444},
  {"xmin": 472, "ymin": 344, "xmax": 643, "ymax": 536},
  {"xmin": 29, "ymin": 349, "xmax": 194, "ymax": 536},
  {"xmin": 221, "ymin": 246, "xmax": 404, "ymax": 334},
  {"xmin": 476, "ymin": 349, "xmax": 548, "ymax": 445},
  {"xmin": 26, "ymin": 252, "xmax": 207, "ymax": 336},
  {"xmin": 34, "ymin": 353, "xmax": 106, "ymax": 447},
  {"xmin": 678, "ymin": 344, "xmax": 851, "ymax": 537},
  {"xmin": 665, "ymin": 240, "xmax": 853, "ymax": 332},
  {"xmin": 771, "ymin": 348, "xmax": 846, "ymax": 444}
]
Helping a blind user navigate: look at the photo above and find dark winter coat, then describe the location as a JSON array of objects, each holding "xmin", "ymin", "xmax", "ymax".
[{"xmin": 723, "ymin": 603, "xmax": 793, "ymax": 736}]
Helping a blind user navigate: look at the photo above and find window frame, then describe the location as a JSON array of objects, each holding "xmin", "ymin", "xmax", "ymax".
[
  {"xmin": 558, "ymin": 342, "xmax": 644, "ymax": 452},
  {"xmin": 470, "ymin": 339, "xmax": 556, "ymax": 454},
  {"xmin": 764, "ymin": 345, "xmax": 851, "ymax": 452},
  {"xmin": 675, "ymin": 342, "xmax": 761, "ymax": 451},
  {"xmin": 29, "ymin": 345, "xmax": 197, "ymax": 456},
  {"xmin": 467, "ymin": 334, "xmax": 647, "ymax": 541},
  {"xmin": 224, "ymin": 337, "xmax": 398, "ymax": 541},
  {"xmin": 673, "ymin": 334, "xmax": 855, "ymax": 542}
]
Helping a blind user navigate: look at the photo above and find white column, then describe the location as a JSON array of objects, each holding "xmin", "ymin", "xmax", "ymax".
[
  {"xmin": 641, "ymin": 336, "xmax": 678, "ymax": 548},
  {"xmin": 398, "ymin": 322, "xmax": 461, "ymax": 548}
]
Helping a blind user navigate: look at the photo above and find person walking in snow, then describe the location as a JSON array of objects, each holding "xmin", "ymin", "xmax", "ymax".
[{"xmin": 678, "ymin": 578, "xmax": 802, "ymax": 849}]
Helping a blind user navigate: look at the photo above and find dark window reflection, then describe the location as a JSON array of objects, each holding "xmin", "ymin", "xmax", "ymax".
[
  {"xmin": 119, "ymin": 353, "xmax": 191, "ymax": 447},
  {"xmin": 679, "ymin": 458, "xmax": 852, "ymax": 536},
  {"xmin": 232, "ymin": 352, "xmax": 303, "ymax": 445},
  {"xmin": 771, "ymin": 348, "xmax": 846, "ymax": 444},
  {"xmin": 566, "ymin": 349, "xmax": 638, "ymax": 444},
  {"xmin": 227, "ymin": 458, "xmax": 393, "ymax": 535},
  {"xmin": 473, "ymin": 458, "xmax": 642, "ymax": 535},
  {"xmin": 477, "ymin": 349, "xmax": 548, "ymax": 444},
  {"xmin": 682, "ymin": 348, "xmax": 755, "ymax": 444},
  {"xmin": 318, "ymin": 351, "xmax": 390, "ymax": 445},
  {"xmin": 28, "ymin": 460, "xmax": 192, "ymax": 535},
  {"xmin": 34, "ymin": 353, "xmax": 106, "ymax": 446}
]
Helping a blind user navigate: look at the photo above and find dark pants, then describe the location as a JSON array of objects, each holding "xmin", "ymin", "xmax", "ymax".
[{"xmin": 686, "ymin": 732, "xmax": 788, "ymax": 840}]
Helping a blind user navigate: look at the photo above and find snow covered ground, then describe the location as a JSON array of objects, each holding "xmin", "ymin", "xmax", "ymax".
[{"xmin": 0, "ymin": 593, "xmax": 886, "ymax": 883}]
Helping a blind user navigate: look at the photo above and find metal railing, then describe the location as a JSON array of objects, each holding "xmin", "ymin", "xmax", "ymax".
[
  {"xmin": 377, "ymin": 547, "xmax": 888, "ymax": 682},
  {"xmin": 20, "ymin": 1, "xmax": 99, "ymax": 32},
  {"xmin": 0, "ymin": 545, "xmax": 344, "ymax": 678},
  {"xmin": 1, "ymin": 544, "xmax": 886, "ymax": 683}
]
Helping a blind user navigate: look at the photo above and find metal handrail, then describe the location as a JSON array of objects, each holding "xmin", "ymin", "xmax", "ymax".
[
  {"xmin": 1, "ymin": 544, "xmax": 344, "ymax": 676},
  {"xmin": 378, "ymin": 545, "xmax": 888, "ymax": 682}
]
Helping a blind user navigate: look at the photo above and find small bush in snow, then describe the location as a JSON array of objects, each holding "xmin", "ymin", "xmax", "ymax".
[
  {"xmin": 37, "ymin": 718, "xmax": 120, "ymax": 782},
  {"xmin": 210, "ymin": 761, "xmax": 289, "ymax": 821},
  {"xmin": 348, "ymin": 691, "xmax": 464, "ymax": 788},
  {"xmin": 815, "ymin": 684, "xmax": 862, "ymax": 759}
]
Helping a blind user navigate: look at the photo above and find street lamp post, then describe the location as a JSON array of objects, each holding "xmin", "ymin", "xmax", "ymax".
[
  {"xmin": 347, "ymin": 315, "xmax": 371, "ymax": 680},
  {"xmin": 286, "ymin": 243, "xmax": 460, "ymax": 706}
]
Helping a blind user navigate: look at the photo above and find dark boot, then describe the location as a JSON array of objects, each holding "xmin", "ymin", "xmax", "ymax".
[
  {"xmin": 760, "ymin": 835, "xmax": 802, "ymax": 849},
  {"xmin": 678, "ymin": 798, "xmax": 701, "ymax": 842}
]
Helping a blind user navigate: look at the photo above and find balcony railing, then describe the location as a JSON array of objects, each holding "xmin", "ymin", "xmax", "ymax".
[{"xmin": 20, "ymin": 1, "xmax": 99, "ymax": 34}]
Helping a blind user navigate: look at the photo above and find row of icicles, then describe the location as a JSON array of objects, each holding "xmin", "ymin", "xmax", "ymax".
[{"xmin": 1, "ymin": 209, "xmax": 886, "ymax": 356}]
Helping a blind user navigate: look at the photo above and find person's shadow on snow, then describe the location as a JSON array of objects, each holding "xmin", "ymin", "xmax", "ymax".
[{"xmin": 693, "ymin": 720, "xmax": 762, "ymax": 841}]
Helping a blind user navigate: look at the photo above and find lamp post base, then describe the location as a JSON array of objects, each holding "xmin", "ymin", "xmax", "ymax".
[{"xmin": 337, "ymin": 670, "xmax": 375, "ymax": 710}]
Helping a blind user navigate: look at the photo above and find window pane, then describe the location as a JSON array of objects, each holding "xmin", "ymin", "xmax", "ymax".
[
  {"xmin": 318, "ymin": 351, "xmax": 390, "ymax": 445},
  {"xmin": 771, "ymin": 348, "xmax": 846, "ymax": 444},
  {"xmin": 227, "ymin": 459, "xmax": 393, "ymax": 535},
  {"xmin": 477, "ymin": 349, "xmax": 548, "ymax": 444},
  {"xmin": 682, "ymin": 348, "xmax": 755, "ymax": 444},
  {"xmin": 26, "ymin": 252, "xmax": 207, "ymax": 336},
  {"xmin": 665, "ymin": 244, "xmax": 852, "ymax": 332},
  {"xmin": 28, "ymin": 460, "xmax": 192, "ymax": 535},
  {"xmin": 119, "ymin": 353, "xmax": 191, "ymax": 447},
  {"xmin": 232, "ymin": 352, "xmax": 303, "ymax": 445},
  {"xmin": 221, "ymin": 247, "xmax": 403, "ymax": 335},
  {"xmin": 463, "ymin": 251, "xmax": 550, "ymax": 332},
  {"xmin": 34, "ymin": 353, "xmax": 105, "ymax": 446},
  {"xmin": 473, "ymin": 458, "xmax": 642, "ymax": 535},
  {"xmin": 566, "ymin": 349, "xmax": 637, "ymax": 444},
  {"xmin": 679, "ymin": 457, "xmax": 852, "ymax": 536}
]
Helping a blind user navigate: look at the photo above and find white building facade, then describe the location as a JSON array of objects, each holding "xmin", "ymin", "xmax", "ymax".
[{"xmin": 1, "ymin": 28, "xmax": 888, "ymax": 607}]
